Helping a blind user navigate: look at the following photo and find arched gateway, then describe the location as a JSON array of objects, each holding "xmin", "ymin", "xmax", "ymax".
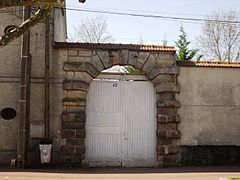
[{"xmin": 55, "ymin": 42, "xmax": 181, "ymax": 167}]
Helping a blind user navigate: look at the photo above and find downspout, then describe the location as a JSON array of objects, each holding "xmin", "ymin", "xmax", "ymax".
[
  {"xmin": 17, "ymin": 6, "xmax": 31, "ymax": 168},
  {"xmin": 44, "ymin": 17, "xmax": 50, "ymax": 138}
]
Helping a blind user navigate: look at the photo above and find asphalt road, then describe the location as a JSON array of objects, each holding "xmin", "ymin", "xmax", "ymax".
[{"xmin": 0, "ymin": 167, "xmax": 240, "ymax": 180}]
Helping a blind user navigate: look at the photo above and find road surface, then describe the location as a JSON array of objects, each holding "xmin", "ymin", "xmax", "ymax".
[{"xmin": 0, "ymin": 167, "xmax": 240, "ymax": 180}]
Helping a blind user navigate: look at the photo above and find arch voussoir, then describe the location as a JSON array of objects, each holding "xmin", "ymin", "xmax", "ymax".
[
  {"xmin": 135, "ymin": 52, "xmax": 151, "ymax": 70},
  {"xmin": 128, "ymin": 51, "xmax": 139, "ymax": 66},
  {"xmin": 96, "ymin": 51, "xmax": 112, "ymax": 69}
]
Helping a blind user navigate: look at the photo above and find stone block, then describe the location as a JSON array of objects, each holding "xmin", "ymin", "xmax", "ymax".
[
  {"xmin": 62, "ymin": 112, "xmax": 86, "ymax": 122},
  {"xmin": 157, "ymin": 154, "xmax": 181, "ymax": 167},
  {"xmin": 84, "ymin": 63, "xmax": 99, "ymax": 77},
  {"xmin": 147, "ymin": 65, "xmax": 179, "ymax": 80},
  {"xmin": 68, "ymin": 50, "xmax": 78, "ymax": 56},
  {"xmin": 152, "ymin": 74, "xmax": 176, "ymax": 86},
  {"xmin": 68, "ymin": 56, "xmax": 92, "ymax": 62},
  {"xmin": 64, "ymin": 90, "xmax": 67, "ymax": 97},
  {"xmin": 66, "ymin": 72, "xmax": 93, "ymax": 84},
  {"xmin": 157, "ymin": 114, "xmax": 181, "ymax": 123},
  {"xmin": 110, "ymin": 51, "xmax": 120, "ymax": 65},
  {"xmin": 66, "ymin": 90, "xmax": 87, "ymax": 99},
  {"xmin": 63, "ymin": 80, "xmax": 89, "ymax": 91},
  {"xmin": 156, "ymin": 159, "xmax": 164, "ymax": 167},
  {"xmin": 81, "ymin": 159, "xmax": 89, "ymax": 168},
  {"xmin": 157, "ymin": 130, "xmax": 167, "ymax": 138},
  {"xmin": 75, "ymin": 113, "xmax": 86, "ymax": 122},
  {"xmin": 61, "ymin": 145, "xmax": 75, "ymax": 155},
  {"xmin": 64, "ymin": 62, "xmax": 85, "ymax": 71},
  {"xmin": 167, "ymin": 130, "xmax": 181, "ymax": 138},
  {"xmin": 76, "ymin": 130, "xmax": 86, "ymax": 138},
  {"xmin": 157, "ymin": 130, "xmax": 181, "ymax": 138},
  {"xmin": 155, "ymin": 82, "xmax": 180, "ymax": 93},
  {"xmin": 156, "ymin": 92, "xmax": 175, "ymax": 102},
  {"xmin": 149, "ymin": 52, "xmax": 176, "ymax": 66},
  {"xmin": 63, "ymin": 155, "xmax": 83, "ymax": 165},
  {"xmin": 135, "ymin": 52, "xmax": 150, "ymax": 69},
  {"xmin": 54, "ymin": 49, "xmax": 68, "ymax": 60},
  {"xmin": 157, "ymin": 145, "xmax": 165, "ymax": 155},
  {"xmin": 157, "ymin": 155, "xmax": 164, "ymax": 162},
  {"xmin": 157, "ymin": 145, "xmax": 180, "ymax": 155},
  {"xmin": 65, "ymin": 106, "xmax": 86, "ymax": 113},
  {"xmin": 76, "ymin": 146, "xmax": 85, "ymax": 155},
  {"xmin": 91, "ymin": 54, "xmax": 105, "ymax": 72},
  {"xmin": 164, "ymin": 154, "xmax": 181, "ymax": 165},
  {"xmin": 120, "ymin": 50, "xmax": 129, "ymax": 65},
  {"xmin": 96, "ymin": 51, "xmax": 112, "ymax": 69},
  {"xmin": 64, "ymin": 62, "xmax": 99, "ymax": 77},
  {"xmin": 69, "ymin": 51, "xmax": 105, "ymax": 72},
  {"xmin": 66, "ymin": 138, "xmax": 85, "ymax": 146},
  {"xmin": 62, "ymin": 121, "xmax": 85, "ymax": 129},
  {"xmin": 157, "ymin": 108, "xmax": 177, "ymax": 115},
  {"xmin": 157, "ymin": 123, "xmax": 177, "ymax": 131},
  {"xmin": 142, "ymin": 53, "xmax": 156, "ymax": 73},
  {"xmin": 68, "ymin": 50, "xmax": 92, "ymax": 57},
  {"xmin": 62, "ymin": 129, "xmax": 76, "ymax": 138},
  {"xmin": 61, "ymin": 145, "xmax": 85, "ymax": 155},
  {"xmin": 157, "ymin": 100, "xmax": 180, "ymax": 108},
  {"xmin": 78, "ymin": 50, "xmax": 93, "ymax": 57},
  {"xmin": 158, "ymin": 138, "xmax": 176, "ymax": 146},
  {"xmin": 62, "ymin": 98, "xmax": 86, "ymax": 107},
  {"xmin": 62, "ymin": 113, "xmax": 75, "ymax": 122},
  {"xmin": 128, "ymin": 51, "xmax": 139, "ymax": 66},
  {"xmin": 144, "ymin": 52, "xmax": 176, "ymax": 74}
]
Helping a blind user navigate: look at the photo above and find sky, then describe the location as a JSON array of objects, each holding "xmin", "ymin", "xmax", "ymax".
[{"xmin": 66, "ymin": 0, "xmax": 240, "ymax": 47}]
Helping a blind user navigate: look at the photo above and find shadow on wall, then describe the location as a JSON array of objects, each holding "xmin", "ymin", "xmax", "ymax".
[{"xmin": 181, "ymin": 145, "xmax": 240, "ymax": 166}]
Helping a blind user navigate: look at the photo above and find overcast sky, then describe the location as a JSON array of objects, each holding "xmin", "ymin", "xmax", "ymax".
[{"xmin": 66, "ymin": 0, "xmax": 240, "ymax": 46}]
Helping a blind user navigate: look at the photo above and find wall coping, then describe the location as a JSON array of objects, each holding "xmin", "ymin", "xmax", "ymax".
[
  {"xmin": 53, "ymin": 41, "xmax": 175, "ymax": 52},
  {"xmin": 177, "ymin": 61, "xmax": 240, "ymax": 68}
]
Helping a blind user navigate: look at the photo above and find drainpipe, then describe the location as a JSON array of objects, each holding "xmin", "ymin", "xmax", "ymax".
[
  {"xmin": 17, "ymin": 6, "xmax": 31, "ymax": 168},
  {"xmin": 44, "ymin": 17, "xmax": 50, "ymax": 138}
]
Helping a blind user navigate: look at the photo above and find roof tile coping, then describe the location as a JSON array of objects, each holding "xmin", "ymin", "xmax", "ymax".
[
  {"xmin": 177, "ymin": 60, "xmax": 240, "ymax": 68},
  {"xmin": 53, "ymin": 41, "xmax": 175, "ymax": 52}
]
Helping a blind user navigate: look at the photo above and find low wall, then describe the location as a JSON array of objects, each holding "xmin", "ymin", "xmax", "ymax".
[{"xmin": 177, "ymin": 63, "xmax": 240, "ymax": 165}]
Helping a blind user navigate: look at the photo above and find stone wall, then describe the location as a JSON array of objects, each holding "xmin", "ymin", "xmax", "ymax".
[{"xmin": 56, "ymin": 43, "xmax": 181, "ymax": 167}]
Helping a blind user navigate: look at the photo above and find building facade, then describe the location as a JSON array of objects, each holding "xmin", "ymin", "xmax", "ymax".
[{"xmin": 0, "ymin": 6, "xmax": 239, "ymax": 168}]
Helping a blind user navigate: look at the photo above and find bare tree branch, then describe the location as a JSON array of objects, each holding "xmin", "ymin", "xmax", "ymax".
[
  {"xmin": 198, "ymin": 10, "xmax": 240, "ymax": 61},
  {"xmin": 70, "ymin": 16, "xmax": 114, "ymax": 43}
]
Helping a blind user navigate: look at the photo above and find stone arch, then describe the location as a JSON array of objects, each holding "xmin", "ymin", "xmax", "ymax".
[{"xmin": 60, "ymin": 43, "xmax": 181, "ymax": 167}]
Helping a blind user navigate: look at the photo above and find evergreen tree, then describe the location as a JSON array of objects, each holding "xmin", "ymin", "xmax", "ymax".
[
  {"xmin": 124, "ymin": 65, "xmax": 143, "ymax": 74},
  {"xmin": 175, "ymin": 26, "xmax": 200, "ymax": 61}
]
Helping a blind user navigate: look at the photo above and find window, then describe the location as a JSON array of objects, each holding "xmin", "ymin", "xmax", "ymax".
[{"xmin": 1, "ymin": 108, "xmax": 16, "ymax": 120}]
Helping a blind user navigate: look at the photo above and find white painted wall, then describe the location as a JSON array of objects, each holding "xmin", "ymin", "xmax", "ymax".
[{"xmin": 177, "ymin": 67, "xmax": 240, "ymax": 146}]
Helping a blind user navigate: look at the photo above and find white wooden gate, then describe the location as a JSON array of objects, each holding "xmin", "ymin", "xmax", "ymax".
[{"xmin": 85, "ymin": 74, "xmax": 157, "ymax": 167}]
